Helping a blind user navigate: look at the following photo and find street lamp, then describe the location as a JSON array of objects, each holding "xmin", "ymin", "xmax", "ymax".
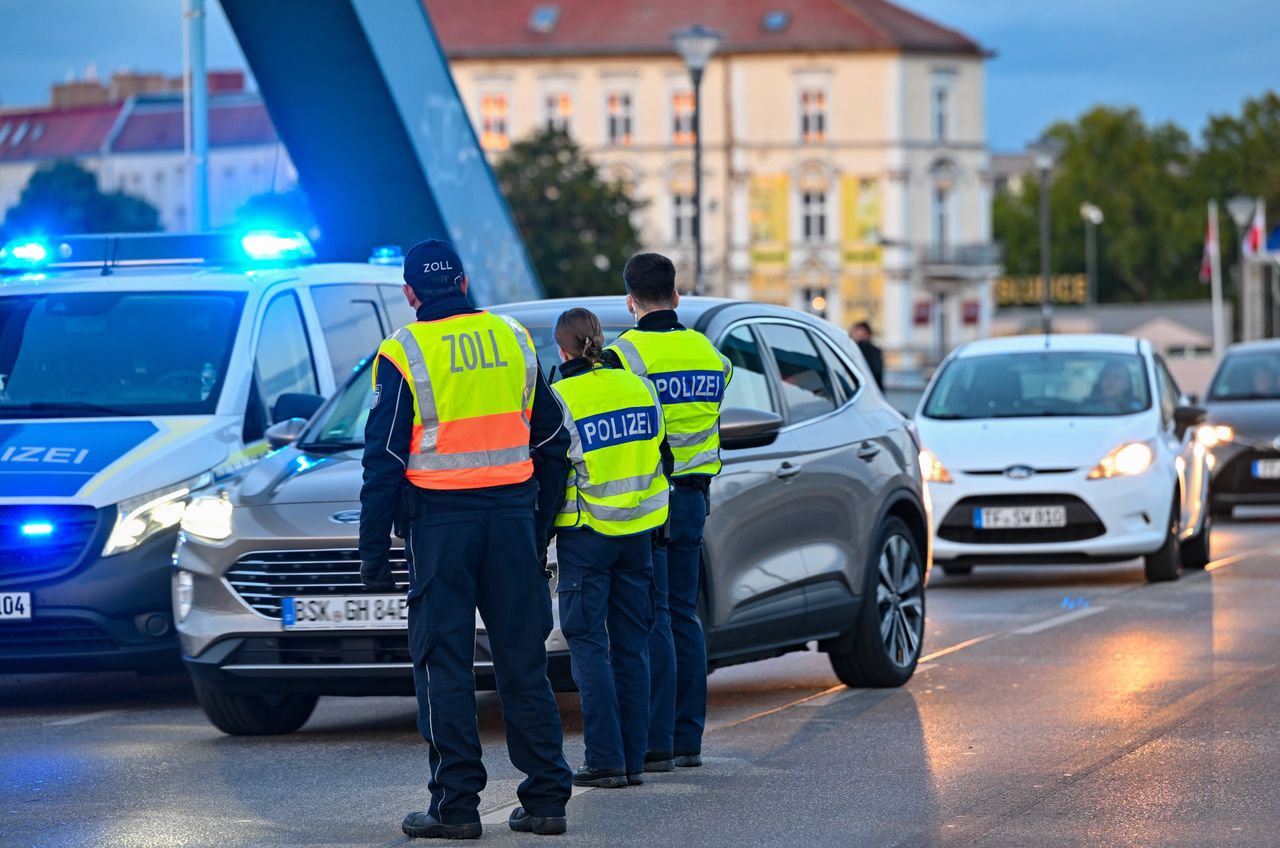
[
  {"xmin": 1079, "ymin": 202, "xmax": 1104, "ymax": 307},
  {"xmin": 1028, "ymin": 135, "xmax": 1065, "ymax": 334},
  {"xmin": 672, "ymin": 23, "xmax": 723, "ymax": 295}
]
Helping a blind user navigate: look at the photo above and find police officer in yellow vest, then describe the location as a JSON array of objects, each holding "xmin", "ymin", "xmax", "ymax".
[
  {"xmin": 359, "ymin": 240, "xmax": 573, "ymax": 839},
  {"xmin": 605, "ymin": 253, "xmax": 732, "ymax": 772},
  {"xmin": 549, "ymin": 308, "xmax": 670, "ymax": 789}
]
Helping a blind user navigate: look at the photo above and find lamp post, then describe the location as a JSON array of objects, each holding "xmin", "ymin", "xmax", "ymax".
[
  {"xmin": 1079, "ymin": 202, "xmax": 1104, "ymax": 307},
  {"xmin": 672, "ymin": 24, "xmax": 722, "ymax": 295},
  {"xmin": 1029, "ymin": 135, "xmax": 1065, "ymax": 335}
]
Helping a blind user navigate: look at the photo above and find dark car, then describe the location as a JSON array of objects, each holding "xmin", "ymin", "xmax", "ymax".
[
  {"xmin": 1200, "ymin": 339, "xmax": 1280, "ymax": 516},
  {"xmin": 174, "ymin": 297, "xmax": 931, "ymax": 735}
]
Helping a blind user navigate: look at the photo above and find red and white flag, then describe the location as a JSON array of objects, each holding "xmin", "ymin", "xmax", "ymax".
[
  {"xmin": 1199, "ymin": 205, "xmax": 1218, "ymax": 284},
  {"xmin": 1242, "ymin": 199, "xmax": 1266, "ymax": 258}
]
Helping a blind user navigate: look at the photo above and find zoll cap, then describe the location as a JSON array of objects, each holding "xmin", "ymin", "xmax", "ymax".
[{"xmin": 403, "ymin": 239, "xmax": 465, "ymax": 293}]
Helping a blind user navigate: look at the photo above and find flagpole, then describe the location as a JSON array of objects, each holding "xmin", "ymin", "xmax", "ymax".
[{"xmin": 1209, "ymin": 200, "xmax": 1226, "ymax": 361}]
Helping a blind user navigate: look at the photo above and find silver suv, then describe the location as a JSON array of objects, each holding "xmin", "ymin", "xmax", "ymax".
[{"xmin": 174, "ymin": 297, "xmax": 931, "ymax": 734}]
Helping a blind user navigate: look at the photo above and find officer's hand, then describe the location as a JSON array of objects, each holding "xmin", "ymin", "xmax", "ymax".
[{"xmin": 360, "ymin": 559, "xmax": 397, "ymax": 592}]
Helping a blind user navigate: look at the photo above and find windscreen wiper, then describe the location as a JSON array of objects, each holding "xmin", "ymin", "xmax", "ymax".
[
  {"xmin": 296, "ymin": 440, "xmax": 365, "ymax": 454},
  {"xmin": 0, "ymin": 400, "xmax": 132, "ymax": 417}
]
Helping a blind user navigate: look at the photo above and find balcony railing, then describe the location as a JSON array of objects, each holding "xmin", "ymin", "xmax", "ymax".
[{"xmin": 919, "ymin": 242, "xmax": 1003, "ymax": 268}]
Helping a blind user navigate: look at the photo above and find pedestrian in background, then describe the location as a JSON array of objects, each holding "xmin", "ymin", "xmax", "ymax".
[
  {"xmin": 606, "ymin": 253, "xmax": 732, "ymax": 772},
  {"xmin": 358, "ymin": 240, "xmax": 573, "ymax": 839},
  {"xmin": 550, "ymin": 307, "xmax": 671, "ymax": 789},
  {"xmin": 852, "ymin": 320, "xmax": 885, "ymax": 390}
]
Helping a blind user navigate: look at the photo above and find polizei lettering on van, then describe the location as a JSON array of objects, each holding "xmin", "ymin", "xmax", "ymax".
[
  {"xmin": 650, "ymin": 370, "xmax": 725, "ymax": 405},
  {"xmin": 0, "ymin": 446, "xmax": 91, "ymax": 464},
  {"xmin": 577, "ymin": 406, "xmax": 660, "ymax": 452}
]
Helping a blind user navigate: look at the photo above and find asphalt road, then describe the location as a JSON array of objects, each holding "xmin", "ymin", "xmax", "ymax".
[{"xmin": 4, "ymin": 511, "xmax": 1280, "ymax": 848}]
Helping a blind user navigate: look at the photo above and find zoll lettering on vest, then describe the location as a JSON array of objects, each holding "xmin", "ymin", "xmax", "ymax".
[
  {"xmin": 650, "ymin": 370, "xmax": 725, "ymax": 405},
  {"xmin": 577, "ymin": 406, "xmax": 659, "ymax": 452},
  {"xmin": 443, "ymin": 330, "xmax": 511, "ymax": 373}
]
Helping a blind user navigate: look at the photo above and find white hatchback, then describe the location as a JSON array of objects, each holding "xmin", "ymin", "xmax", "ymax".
[{"xmin": 915, "ymin": 334, "xmax": 1212, "ymax": 582}]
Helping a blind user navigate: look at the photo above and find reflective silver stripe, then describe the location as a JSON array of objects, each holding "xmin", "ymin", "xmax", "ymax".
[
  {"xmin": 407, "ymin": 444, "xmax": 531, "ymax": 471},
  {"xmin": 556, "ymin": 390, "xmax": 585, "ymax": 465},
  {"xmin": 668, "ymin": 422, "xmax": 719, "ymax": 449},
  {"xmin": 394, "ymin": 328, "xmax": 440, "ymax": 451},
  {"xmin": 579, "ymin": 464, "xmax": 664, "ymax": 499},
  {"xmin": 675, "ymin": 447, "xmax": 721, "ymax": 474},
  {"xmin": 609, "ymin": 337, "xmax": 647, "ymax": 377},
  {"xmin": 498, "ymin": 314, "xmax": 539, "ymax": 418},
  {"xmin": 581, "ymin": 489, "xmax": 669, "ymax": 523}
]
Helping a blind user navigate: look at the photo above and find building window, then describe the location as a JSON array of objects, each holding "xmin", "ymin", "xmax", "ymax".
[
  {"xmin": 672, "ymin": 91, "xmax": 695, "ymax": 146},
  {"xmin": 800, "ymin": 90, "xmax": 827, "ymax": 144},
  {"xmin": 673, "ymin": 193, "xmax": 696, "ymax": 243},
  {"xmin": 480, "ymin": 93, "xmax": 510, "ymax": 151},
  {"xmin": 543, "ymin": 91, "xmax": 572, "ymax": 133},
  {"xmin": 607, "ymin": 91, "xmax": 634, "ymax": 146},
  {"xmin": 931, "ymin": 186, "xmax": 950, "ymax": 250},
  {"xmin": 932, "ymin": 71, "xmax": 954, "ymax": 142},
  {"xmin": 802, "ymin": 191, "xmax": 827, "ymax": 242}
]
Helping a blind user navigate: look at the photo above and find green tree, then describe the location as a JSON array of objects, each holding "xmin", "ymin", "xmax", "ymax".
[
  {"xmin": 4, "ymin": 160, "xmax": 160, "ymax": 235},
  {"xmin": 495, "ymin": 127, "xmax": 644, "ymax": 298}
]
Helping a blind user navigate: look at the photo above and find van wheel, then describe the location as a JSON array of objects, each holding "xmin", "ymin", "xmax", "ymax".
[
  {"xmin": 828, "ymin": 517, "xmax": 924, "ymax": 688},
  {"xmin": 1143, "ymin": 498, "xmax": 1183, "ymax": 583},
  {"xmin": 1182, "ymin": 509, "xmax": 1212, "ymax": 570},
  {"xmin": 193, "ymin": 678, "xmax": 318, "ymax": 735}
]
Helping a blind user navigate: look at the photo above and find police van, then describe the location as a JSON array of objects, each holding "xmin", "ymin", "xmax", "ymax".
[{"xmin": 0, "ymin": 231, "xmax": 411, "ymax": 672}]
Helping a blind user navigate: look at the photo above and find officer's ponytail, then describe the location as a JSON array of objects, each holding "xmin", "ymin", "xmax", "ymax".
[{"xmin": 555, "ymin": 307, "xmax": 606, "ymax": 367}]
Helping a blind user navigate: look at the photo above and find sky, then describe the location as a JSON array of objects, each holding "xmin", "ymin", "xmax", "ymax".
[{"xmin": 0, "ymin": 0, "xmax": 1277, "ymax": 151}]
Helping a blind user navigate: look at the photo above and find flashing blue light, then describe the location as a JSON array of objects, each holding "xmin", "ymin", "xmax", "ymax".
[
  {"xmin": 1, "ymin": 238, "xmax": 51, "ymax": 269},
  {"xmin": 368, "ymin": 244, "xmax": 404, "ymax": 266},
  {"xmin": 20, "ymin": 522, "xmax": 55, "ymax": 537},
  {"xmin": 240, "ymin": 230, "xmax": 315, "ymax": 264}
]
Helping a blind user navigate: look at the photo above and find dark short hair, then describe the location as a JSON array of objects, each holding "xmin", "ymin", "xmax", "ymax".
[
  {"xmin": 854, "ymin": 321, "xmax": 873, "ymax": 334},
  {"xmin": 622, "ymin": 253, "xmax": 677, "ymax": 308}
]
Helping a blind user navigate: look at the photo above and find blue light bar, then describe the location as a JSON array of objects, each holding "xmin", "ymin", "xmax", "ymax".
[
  {"xmin": 240, "ymin": 230, "xmax": 316, "ymax": 264},
  {"xmin": 0, "ymin": 238, "xmax": 52, "ymax": 271},
  {"xmin": 20, "ymin": 522, "xmax": 54, "ymax": 537},
  {"xmin": 368, "ymin": 244, "xmax": 404, "ymax": 266}
]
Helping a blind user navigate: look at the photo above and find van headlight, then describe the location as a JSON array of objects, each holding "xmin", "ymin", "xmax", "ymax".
[
  {"xmin": 180, "ymin": 493, "xmax": 235, "ymax": 542},
  {"xmin": 103, "ymin": 474, "xmax": 212, "ymax": 557},
  {"xmin": 1087, "ymin": 441, "xmax": 1155, "ymax": 479}
]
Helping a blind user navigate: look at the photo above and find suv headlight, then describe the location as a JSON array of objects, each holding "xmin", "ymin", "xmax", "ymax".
[
  {"xmin": 1087, "ymin": 441, "xmax": 1154, "ymax": 479},
  {"xmin": 918, "ymin": 448, "xmax": 953, "ymax": 483},
  {"xmin": 1195, "ymin": 424, "xmax": 1234, "ymax": 448},
  {"xmin": 180, "ymin": 493, "xmax": 234, "ymax": 542},
  {"xmin": 102, "ymin": 474, "xmax": 212, "ymax": 557}
]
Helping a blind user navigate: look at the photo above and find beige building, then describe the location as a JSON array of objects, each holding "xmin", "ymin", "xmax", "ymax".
[{"xmin": 431, "ymin": 0, "xmax": 999, "ymax": 367}]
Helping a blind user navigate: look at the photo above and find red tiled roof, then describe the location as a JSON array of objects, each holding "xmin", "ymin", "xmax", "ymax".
[
  {"xmin": 426, "ymin": 0, "xmax": 982, "ymax": 58},
  {"xmin": 0, "ymin": 104, "xmax": 122, "ymax": 163},
  {"xmin": 112, "ymin": 99, "xmax": 277, "ymax": 153}
]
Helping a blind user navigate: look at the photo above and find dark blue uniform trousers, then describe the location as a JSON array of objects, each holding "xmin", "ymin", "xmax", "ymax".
[
  {"xmin": 405, "ymin": 487, "xmax": 572, "ymax": 824},
  {"xmin": 556, "ymin": 528, "xmax": 654, "ymax": 774},
  {"xmin": 648, "ymin": 483, "xmax": 709, "ymax": 756}
]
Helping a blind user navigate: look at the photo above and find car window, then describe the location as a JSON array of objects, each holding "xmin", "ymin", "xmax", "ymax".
[
  {"xmin": 815, "ymin": 335, "xmax": 861, "ymax": 404},
  {"xmin": 1208, "ymin": 350, "xmax": 1280, "ymax": 400},
  {"xmin": 310, "ymin": 285, "xmax": 387, "ymax": 382},
  {"xmin": 1155, "ymin": 357, "xmax": 1179, "ymax": 429},
  {"xmin": 718, "ymin": 324, "xmax": 776, "ymax": 413},
  {"xmin": 760, "ymin": 322, "xmax": 837, "ymax": 422},
  {"xmin": 255, "ymin": 292, "xmax": 318, "ymax": 423},
  {"xmin": 379, "ymin": 285, "xmax": 417, "ymax": 329}
]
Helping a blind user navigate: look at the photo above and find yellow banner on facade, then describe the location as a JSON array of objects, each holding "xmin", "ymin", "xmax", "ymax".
[
  {"xmin": 749, "ymin": 175, "xmax": 790, "ymax": 268},
  {"xmin": 841, "ymin": 176, "xmax": 882, "ymax": 266}
]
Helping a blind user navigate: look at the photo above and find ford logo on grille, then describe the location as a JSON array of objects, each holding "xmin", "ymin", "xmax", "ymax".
[
  {"xmin": 329, "ymin": 510, "xmax": 362, "ymax": 525},
  {"xmin": 1005, "ymin": 465, "xmax": 1035, "ymax": 480}
]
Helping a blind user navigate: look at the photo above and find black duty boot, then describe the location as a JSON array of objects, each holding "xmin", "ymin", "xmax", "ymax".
[
  {"xmin": 572, "ymin": 765, "xmax": 628, "ymax": 788},
  {"xmin": 401, "ymin": 811, "xmax": 482, "ymax": 839},
  {"xmin": 508, "ymin": 806, "xmax": 568, "ymax": 835},
  {"xmin": 673, "ymin": 753, "xmax": 703, "ymax": 768},
  {"xmin": 643, "ymin": 750, "xmax": 674, "ymax": 773},
  {"xmin": 627, "ymin": 772, "xmax": 645, "ymax": 786}
]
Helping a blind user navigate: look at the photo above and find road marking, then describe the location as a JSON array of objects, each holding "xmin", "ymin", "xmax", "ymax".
[
  {"xmin": 1204, "ymin": 549, "xmax": 1261, "ymax": 572},
  {"xmin": 1013, "ymin": 605, "xmax": 1106, "ymax": 634},
  {"xmin": 918, "ymin": 631, "xmax": 998, "ymax": 663},
  {"xmin": 47, "ymin": 710, "xmax": 119, "ymax": 726}
]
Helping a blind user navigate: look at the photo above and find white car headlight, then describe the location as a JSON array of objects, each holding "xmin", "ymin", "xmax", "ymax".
[
  {"xmin": 180, "ymin": 493, "xmax": 235, "ymax": 542},
  {"xmin": 918, "ymin": 448, "xmax": 953, "ymax": 483},
  {"xmin": 102, "ymin": 473, "xmax": 212, "ymax": 557},
  {"xmin": 1087, "ymin": 441, "xmax": 1155, "ymax": 479}
]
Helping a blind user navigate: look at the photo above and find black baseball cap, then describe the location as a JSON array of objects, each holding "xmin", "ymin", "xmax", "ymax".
[{"xmin": 403, "ymin": 239, "xmax": 466, "ymax": 294}]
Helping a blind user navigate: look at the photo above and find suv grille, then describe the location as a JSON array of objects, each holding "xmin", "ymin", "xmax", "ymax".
[
  {"xmin": 0, "ymin": 505, "xmax": 103, "ymax": 585},
  {"xmin": 0, "ymin": 617, "xmax": 116, "ymax": 656},
  {"xmin": 939, "ymin": 495, "xmax": 1106, "ymax": 544},
  {"xmin": 1216, "ymin": 448, "xmax": 1280, "ymax": 496},
  {"xmin": 226, "ymin": 549, "xmax": 409, "ymax": 620}
]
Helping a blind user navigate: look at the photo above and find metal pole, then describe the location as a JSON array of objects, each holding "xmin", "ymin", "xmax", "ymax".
[
  {"xmin": 691, "ymin": 66, "xmax": 704, "ymax": 296},
  {"xmin": 1085, "ymin": 219, "xmax": 1097, "ymax": 308},
  {"xmin": 1208, "ymin": 200, "xmax": 1226, "ymax": 360},
  {"xmin": 1039, "ymin": 166, "xmax": 1052, "ymax": 335},
  {"xmin": 186, "ymin": 0, "xmax": 210, "ymax": 231}
]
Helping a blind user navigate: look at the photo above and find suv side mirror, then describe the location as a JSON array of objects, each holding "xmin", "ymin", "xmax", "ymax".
[
  {"xmin": 1173, "ymin": 404, "xmax": 1207, "ymax": 439},
  {"xmin": 272, "ymin": 392, "xmax": 325, "ymax": 424},
  {"xmin": 265, "ymin": 418, "xmax": 309, "ymax": 449},
  {"xmin": 720, "ymin": 407, "xmax": 783, "ymax": 450}
]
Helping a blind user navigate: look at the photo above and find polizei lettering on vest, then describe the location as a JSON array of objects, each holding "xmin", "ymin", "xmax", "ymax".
[
  {"xmin": 578, "ymin": 406, "xmax": 660, "ymax": 452},
  {"xmin": 443, "ymin": 330, "xmax": 512, "ymax": 373},
  {"xmin": 651, "ymin": 370, "xmax": 725, "ymax": 405}
]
